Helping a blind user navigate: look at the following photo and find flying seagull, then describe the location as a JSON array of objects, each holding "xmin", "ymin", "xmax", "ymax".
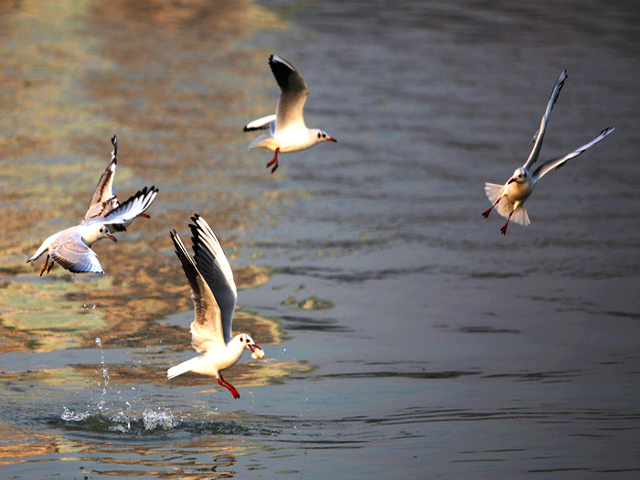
[
  {"xmin": 482, "ymin": 70, "xmax": 615, "ymax": 234},
  {"xmin": 167, "ymin": 215, "xmax": 264, "ymax": 399},
  {"xmin": 244, "ymin": 55, "xmax": 337, "ymax": 173}
]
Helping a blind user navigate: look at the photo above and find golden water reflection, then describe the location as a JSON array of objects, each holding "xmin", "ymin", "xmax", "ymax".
[
  {"xmin": 0, "ymin": 2, "xmax": 309, "ymax": 476},
  {"xmin": 0, "ymin": 424, "xmax": 272, "ymax": 478},
  {"xmin": 0, "ymin": 0, "xmax": 290, "ymax": 355}
]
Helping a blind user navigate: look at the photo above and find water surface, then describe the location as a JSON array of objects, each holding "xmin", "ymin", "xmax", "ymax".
[{"xmin": 1, "ymin": 0, "xmax": 639, "ymax": 478}]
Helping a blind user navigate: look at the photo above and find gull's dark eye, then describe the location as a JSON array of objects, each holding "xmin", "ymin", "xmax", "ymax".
[{"xmin": 322, "ymin": 133, "xmax": 326, "ymax": 138}]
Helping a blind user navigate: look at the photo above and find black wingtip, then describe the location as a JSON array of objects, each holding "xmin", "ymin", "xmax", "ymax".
[
  {"xmin": 111, "ymin": 135, "xmax": 118, "ymax": 163},
  {"xmin": 190, "ymin": 213, "xmax": 201, "ymax": 224},
  {"xmin": 243, "ymin": 125, "xmax": 265, "ymax": 132},
  {"xmin": 188, "ymin": 214, "xmax": 202, "ymax": 245},
  {"xmin": 170, "ymin": 229, "xmax": 185, "ymax": 257}
]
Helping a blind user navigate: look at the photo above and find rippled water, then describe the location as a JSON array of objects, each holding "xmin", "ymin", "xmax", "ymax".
[{"xmin": 1, "ymin": 0, "xmax": 639, "ymax": 478}]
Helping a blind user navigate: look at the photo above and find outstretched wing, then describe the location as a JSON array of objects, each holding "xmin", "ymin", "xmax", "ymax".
[
  {"xmin": 532, "ymin": 127, "xmax": 615, "ymax": 182},
  {"xmin": 243, "ymin": 114, "xmax": 277, "ymax": 132},
  {"xmin": 85, "ymin": 135, "xmax": 119, "ymax": 221},
  {"xmin": 270, "ymin": 54, "xmax": 309, "ymax": 134},
  {"xmin": 189, "ymin": 214, "xmax": 238, "ymax": 345},
  {"xmin": 170, "ymin": 229, "xmax": 226, "ymax": 353},
  {"xmin": 50, "ymin": 237, "xmax": 104, "ymax": 274},
  {"xmin": 103, "ymin": 186, "xmax": 158, "ymax": 226},
  {"xmin": 523, "ymin": 70, "xmax": 567, "ymax": 171}
]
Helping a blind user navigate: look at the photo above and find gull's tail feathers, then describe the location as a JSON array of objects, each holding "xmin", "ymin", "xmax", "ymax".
[
  {"xmin": 484, "ymin": 183, "xmax": 504, "ymax": 205},
  {"xmin": 248, "ymin": 134, "xmax": 278, "ymax": 151},
  {"xmin": 484, "ymin": 183, "xmax": 530, "ymax": 225},
  {"xmin": 510, "ymin": 205, "xmax": 531, "ymax": 226},
  {"xmin": 27, "ymin": 240, "xmax": 50, "ymax": 264},
  {"xmin": 167, "ymin": 356, "xmax": 202, "ymax": 380}
]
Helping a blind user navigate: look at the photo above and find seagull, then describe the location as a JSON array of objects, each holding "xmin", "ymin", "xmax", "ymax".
[
  {"xmin": 167, "ymin": 215, "xmax": 264, "ymax": 399},
  {"xmin": 482, "ymin": 70, "xmax": 615, "ymax": 234},
  {"xmin": 27, "ymin": 186, "xmax": 158, "ymax": 275},
  {"xmin": 84, "ymin": 135, "xmax": 151, "ymax": 232},
  {"xmin": 243, "ymin": 54, "xmax": 337, "ymax": 173}
]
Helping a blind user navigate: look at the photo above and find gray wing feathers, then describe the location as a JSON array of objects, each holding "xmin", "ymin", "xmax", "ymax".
[
  {"xmin": 523, "ymin": 71, "xmax": 567, "ymax": 171},
  {"xmin": 85, "ymin": 159, "xmax": 118, "ymax": 221},
  {"xmin": 50, "ymin": 239, "xmax": 104, "ymax": 274},
  {"xmin": 170, "ymin": 229, "xmax": 225, "ymax": 353},
  {"xmin": 532, "ymin": 127, "xmax": 615, "ymax": 181},
  {"xmin": 104, "ymin": 186, "xmax": 158, "ymax": 225},
  {"xmin": 243, "ymin": 114, "xmax": 276, "ymax": 132},
  {"xmin": 189, "ymin": 215, "xmax": 237, "ymax": 345},
  {"xmin": 270, "ymin": 55, "xmax": 309, "ymax": 133},
  {"xmin": 86, "ymin": 135, "xmax": 119, "ymax": 221}
]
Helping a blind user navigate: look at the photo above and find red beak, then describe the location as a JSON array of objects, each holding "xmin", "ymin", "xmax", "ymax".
[
  {"xmin": 248, "ymin": 344, "xmax": 261, "ymax": 352},
  {"xmin": 507, "ymin": 177, "xmax": 516, "ymax": 184},
  {"xmin": 107, "ymin": 234, "xmax": 117, "ymax": 243},
  {"xmin": 327, "ymin": 137, "xmax": 337, "ymax": 143}
]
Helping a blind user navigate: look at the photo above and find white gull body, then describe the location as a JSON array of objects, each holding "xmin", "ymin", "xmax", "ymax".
[
  {"xmin": 482, "ymin": 70, "xmax": 615, "ymax": 234},
  {"xmin": 167, "ymin": 214, "xmax": 264, "ymax": 399},
  {"xmin": 244, "ymin": 54, "xmax": 336, "ymax": 173},
  {"xmin": 27, "ymin": 186, "xmax": 158, "ymax": 275}
]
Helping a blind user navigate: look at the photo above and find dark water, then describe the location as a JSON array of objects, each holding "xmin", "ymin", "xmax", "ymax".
[{"xmin": 1, "ymin": 1, "xmax": 639, "ymax": 478}]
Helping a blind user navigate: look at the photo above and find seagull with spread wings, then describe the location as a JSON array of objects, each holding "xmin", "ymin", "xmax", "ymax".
[
  {"xmin": 27, "ymin": 186, "xmax": 158, "ymax": 275},
  {"xmin": 244, "ymin": 55, "xmax": 337, "ymax": 173},
  {"xmin": 167, "ymin": 215, "xmax": 264, "ymax": 399},
  {"xmin": 482, "ymin": 70, "xmax": 615, "ymax": 234}
]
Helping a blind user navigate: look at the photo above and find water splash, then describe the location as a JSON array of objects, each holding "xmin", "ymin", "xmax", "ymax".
[
  {"xmin": 61, "ymin": 406, "xmax": 90, "ymax": 422},
  {"xmin": 94, "ymin": 336, "xmax": 110, "ymax": 411},
  {"xmin": 59, "ymin": 335, "xmax": 146, "ymax": 433},
  {"xmin": 60, "ymin": 407, "xmax": 178, "ymax": 433},
  {"xmin": 143, "ymin": 408, "xmax": 177, "ymax": 431}
]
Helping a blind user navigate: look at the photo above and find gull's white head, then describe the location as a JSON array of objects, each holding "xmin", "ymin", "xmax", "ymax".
[
  {"xmin": 82, "ymin": 223, "xmax": 117, "ymax": 245},
  {"xmin": 236, "ymin": 333, "xmax": 264, "ymax": 359},
  {"xmin": 99, "ymin": 225, "xmax": 118, "ymax": 243},
  {"xmin": 313, "ymin": 129, "xmax": 337, "ymax": 144},
  {"xmin": 508, "ymin": 167, "xmax": 528, "ymax": 185}
]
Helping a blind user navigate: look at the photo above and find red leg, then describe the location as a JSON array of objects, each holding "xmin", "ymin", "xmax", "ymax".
[
  {"xmin": 500, "ymin": 210, "xmax": 515, "ymax": 235},
  {"xmin": 218, "ymin": 373, "xmax": 240, "ymax": 399},
  {"xmin": 482, "ymin": 197, "xmax": 501, "ymax": 218},
  {"xmin": 266, "ymin": 147, "xmax": 280, "ymax": 174},
  {"xmin": 39, "ymin": 255, "xmax": 50, "ymax": 276}
]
